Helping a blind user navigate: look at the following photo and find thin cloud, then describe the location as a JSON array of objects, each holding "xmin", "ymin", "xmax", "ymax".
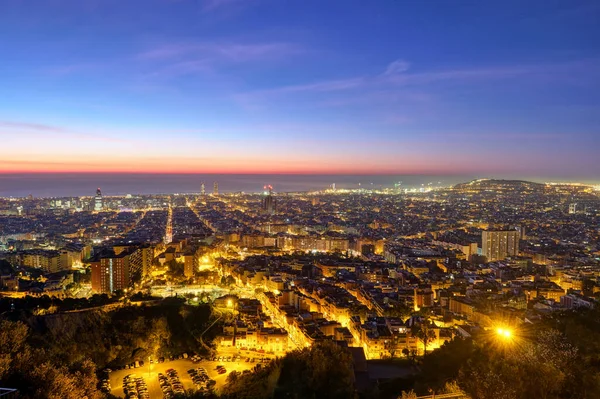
[
  {"xmin": 202, "ymin": 0, "xmax": 247, "ymax": 12},
  {"xmin": 236, "ymin": 58, "xmax": 598, "ymax": 101},
  {"xmin": 43, "ymin": 63, "xmax": 100, "ymax": 76},
  {"xmin": 265, "ymin": 77, "xmax": 364, "ymax": 94},
  {"xmin": 233, "ymin": 77, "xmax": 364, "ymax": 106},
  {"xmin": 215, "ymin": 43, "xmax": 301, "ymax": 61},
  {"xmin": 0, "ymin": 120, "xmax": 130, "ymax": 144},
  {"xmin": 137, "ymin": 40, "xmax": 302, "ymax": 80},
  {"xmin": 0, "ymin": 121, "xmax": 68, "ymax": 133},
  {"xmin": 137, "ymin": 44, "xmax": 195, "ymax": 60},
  {"xmin": 383, "ymin": 59, "xmax": 410, "ymax": 76},
  {"xmin": 385, "ymin": 65, "xmax": 533, "ymax": 86},
  {"xmin": 138, "ymin": 41, "xmax": 301, "ymax": 62},
  {"xmin": 141, "ymin": 60, "xmax": 213, "ymax": 79},
  {"xmin": 417, "ymin": 131, "xmax": 567, "ymax": 140},
  {"xmin": 0, "ymin": 159, "xmax": 88, "ymax": 167}
]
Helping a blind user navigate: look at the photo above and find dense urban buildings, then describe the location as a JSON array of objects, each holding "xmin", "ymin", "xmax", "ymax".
[{"xmin": 1, "ymin": 178, "xmax": 600, "ymax": 398}]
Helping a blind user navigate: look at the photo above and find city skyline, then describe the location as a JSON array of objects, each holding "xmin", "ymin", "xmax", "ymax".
[
  {"xmin": 1, "ymin": 1, "xmax": 599, "ymax": 178},
  {"xmin": 2, "ymin": 3, "xmax": 600, "ymax": 396}
]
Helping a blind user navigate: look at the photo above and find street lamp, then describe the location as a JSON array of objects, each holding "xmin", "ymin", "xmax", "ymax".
[{"xmin": 496, "ymin": 327, "xmax": 513, "ymax": 341}]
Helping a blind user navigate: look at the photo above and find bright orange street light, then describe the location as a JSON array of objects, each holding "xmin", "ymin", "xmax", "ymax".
[{"xmin": 496, "ymin": 327, "xmax": 513, "ymax": 340}]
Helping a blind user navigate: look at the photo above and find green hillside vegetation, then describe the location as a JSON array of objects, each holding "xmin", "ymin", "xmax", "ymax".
[
  {"xmin": 2, "ymin": 298, "xmax": 600, "ymax": 399},
  {"xmin": 389, "ymin": 306, "xmax": 600, "ymax": 399},
  {"xmin": 220, "ymin": 340, "xmax": 357, "ymax": 399},
  {"xmin": 0, "ymin": 297, "xmax": 216, "ymax": 398}
]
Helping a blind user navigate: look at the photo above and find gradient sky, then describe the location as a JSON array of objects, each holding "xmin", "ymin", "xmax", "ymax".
[{"xmin": 1, "ymin": 0, "xmax": 599, "ymax": 179}]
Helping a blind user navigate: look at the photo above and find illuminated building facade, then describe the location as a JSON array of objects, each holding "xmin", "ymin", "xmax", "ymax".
[
  {"xmin": 91, "ymin": 251, "xmax": 131, "ymax": 293},
  {"xmin": 482, "ymin": 230, "xmax": 520, "ymax": 261},
  {"xmin": 262, "ymin": 185, "xmax": 275, "ymax": 215},
  {"xmin": 94, "ymin": 188, "xmax": 103, "ymax": 212},
  {"xmin": 184, "ymin": 250, "xmax": 196, "ymax": 277}
]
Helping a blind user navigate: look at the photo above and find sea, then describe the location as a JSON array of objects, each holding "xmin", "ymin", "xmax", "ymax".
[{"xmin": 0, "ymin": 174, "xmax": 477, "ymax": 198}]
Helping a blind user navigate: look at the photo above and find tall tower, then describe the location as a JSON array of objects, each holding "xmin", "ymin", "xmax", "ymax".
[
  {"xmin": 201, "ymin": 182, "xmax": 206, "ymax": 196},
  {"xmin": 262, "ymin": 185, "xmax": 275, "ymax": 215},
  {"xmin": 213, "ymin": 182, "xmax": 219, "ymax": 196},
  {"xmin": 94, "ymin": 188, "xmax": 103, "ymax": 212}
]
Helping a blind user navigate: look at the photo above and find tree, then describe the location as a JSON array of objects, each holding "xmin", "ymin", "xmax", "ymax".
[
  {"xmin": 0, "ymin": 320, "xmax": 103, "ymax": 399},
  {"xmin": 30, "ymin": 361, "xmax": 102, "ymax": 399},
  {"xmin": 399, "ymin": 390, "xmax": 418, "ymax": 399},
  {"xmin": 0, "ymin": 320, "xmax": 29, "ymax": 380},
  {"xmin": 384, "ymin": 301, "xmax": 411, "ymax": 320},
  {"xmin": 221, "ymin": 341, "xmax": 357, "ymax": 399},
  {"xmin": 458, "ymin": 329, "xmax": 579, "ymax": 399},
  {"xmin": 416, "ymin": 338, "xmax": 474, "ymax": 393},
  {"xmin": 226, "ymin": 370, "xmax": 241, "ymax": 384},
  {"xmin": 411, "ymin": 318, "xmax": 436, "ymax": 356},
  {"xmin": 164, "ymin": 260, "xmax": 185, "ymax": 278}
]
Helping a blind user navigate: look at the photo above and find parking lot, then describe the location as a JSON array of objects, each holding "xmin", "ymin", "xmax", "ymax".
[{"xmin": 109, "ymin": 355, "xmax": 269, "ymax": 398}]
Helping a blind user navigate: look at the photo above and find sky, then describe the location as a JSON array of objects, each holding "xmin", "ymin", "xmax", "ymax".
[{"xmin": 0, "ymin": 0, "xmax": 599, "ymax": 179}]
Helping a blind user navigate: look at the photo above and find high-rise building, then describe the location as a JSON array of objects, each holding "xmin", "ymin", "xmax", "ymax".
[
  {"xmin": 262, "ymin": 185, "xmax": 275, "ymax": 215},
  {"xmin": 114, "ymin": 245, "xmax": 154, "ymax": 279},
  {"xmin": 90, "ymin": 250, "xmax": 131, "ymax": 293},
  {"xmin": 201, "ymin": 182, "xmax": 206, "ymax": 196},
  {"xmin": 183, "ymin": 250, "xmax": 196, "ymax": 278},
  {"xmin": 21, "ymin": 250, "xmax": 64, "ymax": 272},
  {"xmin": 94, "ymin": 188, "xmax": 103, "ymax": 212},
  {"xmin": 481, "ymin": 230, "xmax": 520, "ymax": 261},
  {"xmin": 213, "ymin": 182, "xmax": 219, "ymax": 196}
]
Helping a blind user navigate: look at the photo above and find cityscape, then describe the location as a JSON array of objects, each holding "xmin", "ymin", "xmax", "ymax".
[
  {"xmin": 1, "ymin": 1, "xmax": 600, "ymax": 399},
  {"xmin": 1, "ymin": 179, "xmax": 600, "ymax": 398}
]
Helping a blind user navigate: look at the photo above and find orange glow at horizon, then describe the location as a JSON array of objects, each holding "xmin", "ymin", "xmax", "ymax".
[{"xmin": 0, "ymin": 153, "xmax": 484, "ymax": 175}]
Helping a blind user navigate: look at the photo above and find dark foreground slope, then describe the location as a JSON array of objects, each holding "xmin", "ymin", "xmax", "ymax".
[{"xmin": 0, "ymin": 297, "xmax": 214, "ymax": 398}]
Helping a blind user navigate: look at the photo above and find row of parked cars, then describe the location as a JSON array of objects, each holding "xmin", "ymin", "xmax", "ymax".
[
  {"xmin": 246, "ymin": 357, "xmax": 273, "ymax": 363},
  {"xmin": 213, "ymin": 355, "xmax": 241, "ymax": 362},
  {"xmin": 211, "ymin": 354, "xmax": 274, "ymax": 363},
  {"xmin": 123, "ymin": 374, "xmax": 149, "ymax": 399},
  {"xmin": 158, "ymin": 368, "xmax": 185, "ymax": 398},
  {"xmin": 187, "ymin": 367, "xmax": 217, "ymax": 391},
  {"xmin": 110, "ymin": 353, "xmax": 193, "ymax": 371},
  {"xmin": 215, "ymin": 365, "xmax": 227, "ymax": 375},
  {"xmin": 99, "ymin": 376, "xmax": 111, "ymax": 393}
]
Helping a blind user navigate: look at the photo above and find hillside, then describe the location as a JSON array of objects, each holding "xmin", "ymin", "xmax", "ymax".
[{"xmin": 453, "ymin": 178, "xmax": 545, "ymax": 191}]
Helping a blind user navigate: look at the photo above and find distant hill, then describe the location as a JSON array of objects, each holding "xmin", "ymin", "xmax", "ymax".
[{"xmin": 453, "ymin": 179, "xmax": 545, "ymax": 191}]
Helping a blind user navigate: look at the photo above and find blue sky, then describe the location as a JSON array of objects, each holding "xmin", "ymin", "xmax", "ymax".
[{"xmin": 0, "ymin": 0, "xmax": 599, "ymax": 179}]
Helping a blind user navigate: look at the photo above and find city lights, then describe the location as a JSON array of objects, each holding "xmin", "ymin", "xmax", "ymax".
[{"xmin": 0, "ymin": 1, "xmax": 598, "ymax": 398}]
